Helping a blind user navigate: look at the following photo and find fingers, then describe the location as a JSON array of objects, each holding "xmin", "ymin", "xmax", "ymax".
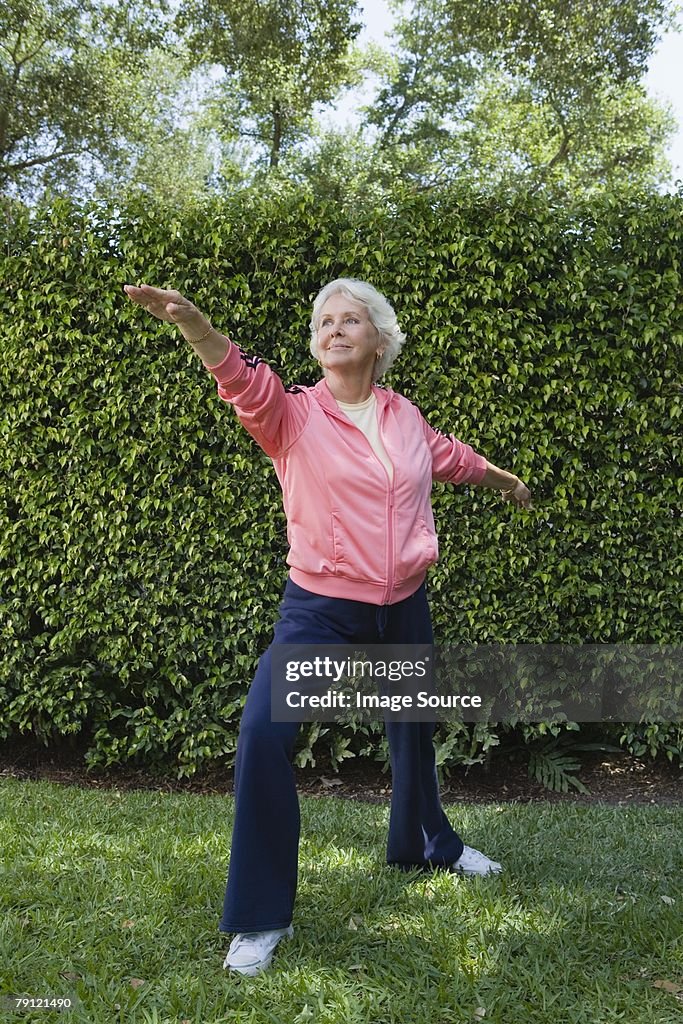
[
  {"xmin": 123, "ymin": 284, "xmax": 147, "ymax": 305},
  {"xmin": 123, "ymin": 284, "xmax": 193, "ymax": 327},
  {"xmin": 124, "ymin": 284, "xmax": 186, "ymax": 304},
  {"xmin": 502, "ymin": 480, "xmax": 533, "ymax": 510},
  {"xmin": 514, "ymin": 486, "xmax": 532, "ymax": 509}
]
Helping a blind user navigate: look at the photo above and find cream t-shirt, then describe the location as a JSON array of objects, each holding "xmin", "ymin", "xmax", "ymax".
[{"xmin": 335, "ymin": 392, "xmax": 394, "ymax": 483}]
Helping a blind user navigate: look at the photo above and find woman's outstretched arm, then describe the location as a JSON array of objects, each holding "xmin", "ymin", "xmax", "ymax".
[
  {"xmin": 123, "ymin": 282, "xmax": 308, "ymax": 458},
  {"xmin": 478, "ymin": 462, "xmax": 532, "ymax": 508},
  {"xmin": 124, "ymin": 283, "xmax": 230, "ymax": 367}
]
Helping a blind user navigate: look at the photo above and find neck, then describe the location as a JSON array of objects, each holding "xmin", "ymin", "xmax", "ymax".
[{"xmin": 323, "ymin": 371, "xmax": 373, "ymax": 404}]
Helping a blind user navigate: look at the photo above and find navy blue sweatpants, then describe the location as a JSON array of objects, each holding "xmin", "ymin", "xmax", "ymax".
[{"xmin": 219, "ymin": 578, "xmax": 465, "ymax": 934}]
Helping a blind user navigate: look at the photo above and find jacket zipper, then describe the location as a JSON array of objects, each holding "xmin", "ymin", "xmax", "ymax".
[
  {"xmin": 332, "ymin": 398, "xmax": 397, "ymax": 603},
  {"xmin": 352, "ymin": 428, "xmax": 395, "ymax": 603},
  {"xmin": 378, "ymin": 414, "xmax": 396, "ymax": 605},
  {"xmin": 384, "ymin": 485, "xmax": 395, "ymax": 604}
]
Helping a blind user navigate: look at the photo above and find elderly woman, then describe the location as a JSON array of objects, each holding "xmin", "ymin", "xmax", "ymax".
[{"xmin": 124, "ymin": 278, "xmax": 532, "ymax": 976}]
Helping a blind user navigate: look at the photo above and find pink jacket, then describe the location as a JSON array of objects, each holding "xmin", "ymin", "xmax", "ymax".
[{"xmin": 206, "ymin": 339, "xmax": 488, "ymax": 605}]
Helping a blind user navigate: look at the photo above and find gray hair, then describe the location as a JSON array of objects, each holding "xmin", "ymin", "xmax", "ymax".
[{"xmin": 309, "ymin": 278, "xmax": 406, "ymax": 382}]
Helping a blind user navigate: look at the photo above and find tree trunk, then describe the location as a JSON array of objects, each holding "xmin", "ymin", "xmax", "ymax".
[{"xmin": 270, "ymin": 100, "xmax": 282, "ymax": 169}]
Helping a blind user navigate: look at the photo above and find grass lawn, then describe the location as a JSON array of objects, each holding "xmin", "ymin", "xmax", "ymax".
[{"xmin": 1, "ymin": 778, "xmax": 682, "ymax": 1024}]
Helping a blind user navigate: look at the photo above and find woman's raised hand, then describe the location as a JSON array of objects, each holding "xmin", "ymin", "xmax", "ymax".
[
  {"xmin": 501, "ymin": 478, "xmax": 533, "ymax": 510},
  {"xmin": 123, "ymin": 283, "xmax": 210, "ymax": 339}
]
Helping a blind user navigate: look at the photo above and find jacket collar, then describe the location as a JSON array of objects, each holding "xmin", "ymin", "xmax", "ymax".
[{"xmin": 312, "ymin": 377, "xmax": 396, "ymax": 418}]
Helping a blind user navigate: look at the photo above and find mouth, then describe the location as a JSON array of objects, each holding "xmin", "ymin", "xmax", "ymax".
[{"xmin": 329, "ymin": 344, "xmax": 352, "ymax": 350}]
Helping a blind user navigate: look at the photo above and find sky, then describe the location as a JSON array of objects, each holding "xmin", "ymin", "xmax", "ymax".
[
  {"xmin": 336, "ymin": 0, "xmax": 683, "ymax": 186},
  {"xmin": 645, "ymin": 28, "xmax": 683, "ymax": 182}
]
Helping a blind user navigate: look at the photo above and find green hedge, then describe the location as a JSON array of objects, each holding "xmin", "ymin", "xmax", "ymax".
[{"xmin": 1, "ymin": 186, "xmax": 681, "ymax": 776}]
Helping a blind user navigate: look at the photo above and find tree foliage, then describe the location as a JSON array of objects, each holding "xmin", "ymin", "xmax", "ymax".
[
  {"xmin": 86, "ymin": 48, "xmax": 233, "ymax": 208},
  {"xmin": 1, "ymin": 0, "xmax": 678, "ymax": 204},
  {"xmin": 358, "ymin": 0, "xmax": 677, "ymax": 194},
  {"xmin": 0, "ymin": 0, "xmax": 174, "ymax": 201},
  {"xmin": 175, "ymin": 0, "xmax": 364, "ymax": 172}
]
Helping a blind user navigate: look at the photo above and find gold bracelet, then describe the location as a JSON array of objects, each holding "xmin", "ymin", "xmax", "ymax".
[
  {"xmin": 501, "ymin": 478, "xmax": 519, "ymax": 497},
  {"xmin": 187, "ymin": 324, "xmax": 214, "ymax": 345}
]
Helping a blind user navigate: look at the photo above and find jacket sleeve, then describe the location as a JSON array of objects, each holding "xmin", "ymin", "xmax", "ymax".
[
  {"xmin": 204, "ymin": 338, "xmax": 308, "ymax": 458},
  {"xmin": 420, "ymin": 412, "xmax": 488, "ymax": 485}
]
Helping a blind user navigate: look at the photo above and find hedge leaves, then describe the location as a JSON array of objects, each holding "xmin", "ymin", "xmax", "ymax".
[{"xmin": 1, "ymin": 186, "xmax": 681, "ymax": 774}]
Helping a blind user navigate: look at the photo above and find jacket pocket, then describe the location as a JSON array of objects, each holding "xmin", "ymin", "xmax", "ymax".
[
  {"xmin": 330, "ymin": 510, "xmax": 387, "ymax": 582},
  {"xmin": 394, "ymin": 515, "xmax": 438, "ymax": 582}
]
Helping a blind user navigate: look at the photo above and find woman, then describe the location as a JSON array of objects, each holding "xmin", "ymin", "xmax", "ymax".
[{"xmin": 123, "ymin": 278, "xmax": 532, "ymax": 977}]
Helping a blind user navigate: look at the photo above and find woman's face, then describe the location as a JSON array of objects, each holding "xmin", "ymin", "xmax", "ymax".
[{"xmin": 316, "ymin": 294, "xmax": 382, "ymax": 379}]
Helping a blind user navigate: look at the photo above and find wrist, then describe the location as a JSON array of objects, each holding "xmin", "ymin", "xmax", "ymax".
[
  {"xmin": 176, "ymin": 316, "xmax": 212, "ymax": 343},
  {"xmin": 185, "ymin": 322, "xmax": 213, "ymax": 345}
]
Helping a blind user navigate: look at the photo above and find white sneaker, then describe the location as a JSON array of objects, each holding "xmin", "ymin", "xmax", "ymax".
[
  {"xmin": 223, "ymin": 925, "xmax": 294, "ymax": 976},
  {"xmin": 452, "ymin": 845, "xmax": 502, "ymax": 877}
]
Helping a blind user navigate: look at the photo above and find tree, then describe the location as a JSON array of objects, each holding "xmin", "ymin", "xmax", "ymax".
[
  {"xmin": 85, "ymin": 47, "xmax": 246, "ymax": 208},
  {"xmin": 175, "ymin": 0, "xmax": 364, "ymax": 173},
  {"xmin": 359, "ymin": 0, "xmax": 677, "ymax": 195},
  {"xmin": 0, "ymin": 0, "xmax": 173, "ymax": 201}
]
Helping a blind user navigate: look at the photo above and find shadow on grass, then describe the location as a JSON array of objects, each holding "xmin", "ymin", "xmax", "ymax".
[{"xmin": 1, "ymin": 781, "xmax": 682, "ymax": 1024}]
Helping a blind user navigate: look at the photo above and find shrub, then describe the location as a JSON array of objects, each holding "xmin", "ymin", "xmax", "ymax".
[{"xmin": 1, "ymin": 185, "xmax": 681, "ymax": 776}]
